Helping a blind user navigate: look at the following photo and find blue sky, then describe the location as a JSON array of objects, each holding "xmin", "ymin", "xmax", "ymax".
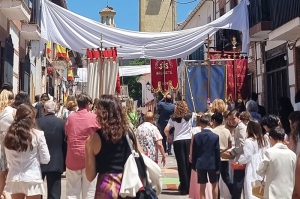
[{"xmin": 67, "ymin": 0, "xmax": 199, "ymax": 31}]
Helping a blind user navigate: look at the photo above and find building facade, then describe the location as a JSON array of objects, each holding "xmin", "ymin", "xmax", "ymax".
[
  {"xmin": 139, "ymin": 0, "xmax": 177, "ymax": 32},
  {"xmin": 177, "ymin": 0, "xmax": 300, "ymax": 115},
  {"xmin": 0, "ymin": 0, "xmax": 82, "ymax": 103}
]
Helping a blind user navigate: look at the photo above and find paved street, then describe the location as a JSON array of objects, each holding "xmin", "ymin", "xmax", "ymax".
[{"xmin": 42, "ymin": 154, "xmax": 188, "ymax": 199}]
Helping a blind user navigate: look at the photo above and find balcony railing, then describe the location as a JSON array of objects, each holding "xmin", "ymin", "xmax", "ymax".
[
  {"xmin": 29, "ymin": 0, "xmax": 41, "ymax": 27},
  {"xmin": 271, "ymin": 0, "xmax": 300, "ymax": 29},
  {"xmin": 248, "ymin": 0, "xmax": 271, "ymax": 28}
]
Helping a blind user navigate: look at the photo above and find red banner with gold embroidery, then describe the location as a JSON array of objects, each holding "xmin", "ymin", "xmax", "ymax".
[
  {"xmin": 150, "ymin": 59, "xmax": 178, "ymax": 94},
  {"xmin": 210, "ymin": 51, "xmax": 248, "ymax": 101},
  {"xmin": 235, "ymin": 59, "xmax": 248, "ymax": 100}
]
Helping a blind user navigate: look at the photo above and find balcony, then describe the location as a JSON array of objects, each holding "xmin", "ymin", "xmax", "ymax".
[
  {"xmin": 269, "ymin": 17, "xmax": 300, "ymax": 41},
  {"xmin": 20, "ymin": 23, "xmax": 41, "ymax": 40},
  {"xmin": 0, "ymin": 0, "xmax": 31, "ymax": 21},
  {"xmin": 268, "ymin": 0, "xmax": 300, "ymax": 41},
  {"xmin": 248, "ymin": 0, "xmax": 272, "ymax": 41}
]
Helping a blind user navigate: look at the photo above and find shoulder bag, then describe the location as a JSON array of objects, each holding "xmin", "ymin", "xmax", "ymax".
[{"xmin": 125, "ymin": 131, "xmax": 157, "ymax": 199}]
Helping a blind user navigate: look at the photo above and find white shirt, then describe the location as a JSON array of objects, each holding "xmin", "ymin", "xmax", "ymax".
[
  {"xmin": 5, "ymin": 129, "xmax": 50, "ymax": 182},
  {"xmin": 167, "ymin": 113, "xmax": 195, "ymax": 141}
]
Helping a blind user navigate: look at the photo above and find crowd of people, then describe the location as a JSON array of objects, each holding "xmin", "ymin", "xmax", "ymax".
[
  {"xmin": 1, "ymin": 81, "xmax": 300, "ymax": 199},
  {"xmin": 153, "ymin": 92, "xmax": 300, "ymax": 199}
]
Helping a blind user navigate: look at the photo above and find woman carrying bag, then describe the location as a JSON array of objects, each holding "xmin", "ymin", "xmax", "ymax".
[{"xmin": 85, "ymin": 95, "xmax": 147, "ymax": 199}]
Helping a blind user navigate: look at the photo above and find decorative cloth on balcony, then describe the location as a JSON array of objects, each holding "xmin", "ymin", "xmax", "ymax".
[
  {"xmin": 86, "ymin": 48, "xmax": 119, "ymax": 100},
  {"xmin": 41, "ymin": 0, "xmax": 250, "ymax": 59},
  {"xmin": 150, "ymin": 59, "xmax": 178, "ymax": 95}
]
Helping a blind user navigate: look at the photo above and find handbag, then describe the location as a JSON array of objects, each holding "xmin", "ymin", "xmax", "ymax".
[
  {"xmin": 230, "ymin": 162, "xmax": 246, "ymax": 170},
  {"xmin": 252, "ymin": 178, "xmax": 265, "ymax": 198},
  {"xmin": 125, "ymin": 132, "xmax": 158, "ymax": 199}
]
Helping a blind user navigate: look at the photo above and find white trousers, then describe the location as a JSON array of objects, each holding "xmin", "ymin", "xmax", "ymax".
[{"xmin": 66, "ymin": 168, "xmax": 97, "ymax": 199}]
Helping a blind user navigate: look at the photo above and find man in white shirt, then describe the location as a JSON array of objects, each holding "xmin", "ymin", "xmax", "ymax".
[
  {"xmin": 136, "ymin": 112, "xmax": 166, "ymax": 166},
  {"xmin": 224, "ymin": 110, "xmax": 246, "ymax": 199}
]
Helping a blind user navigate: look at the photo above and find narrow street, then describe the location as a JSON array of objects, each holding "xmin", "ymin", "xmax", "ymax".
[{"xmin": 42, "ymin": 155, "xmax": 189, "ymax": 199}]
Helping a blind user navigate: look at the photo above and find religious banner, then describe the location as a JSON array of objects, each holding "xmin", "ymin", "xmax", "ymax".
[
  {"xmin": 185, "ymin": 61, "xmax": 226, "ymax": 112},
  {"xmin": 235, "ymin": 59, "xmax": 248, "ymax": 99},
  {"xmin": 150, "ymin": 59, "xmax": 178, "ymax": 95},
  {"xmin": 209, "ymin": 51, "xmax": 248, "ymax": 101},
  {"xmin": 86, "ymin": 48, "xmax": 119, "ymax": 99}
]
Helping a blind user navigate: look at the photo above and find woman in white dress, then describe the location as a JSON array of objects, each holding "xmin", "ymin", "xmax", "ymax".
[
  {"xmin": 3, "ymin": 104, "xmax": 50, "ymax": 199},
  {"xmin": 0, "ymin": 89, "xmax": 15, "ymax": 196},
  {"xmin": 237, "ymin": 119, "xmax": 269, "ymax": 199}
]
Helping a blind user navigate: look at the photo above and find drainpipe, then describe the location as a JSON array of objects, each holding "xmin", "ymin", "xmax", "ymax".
[{"xmin": 260, "ymin": 41, "xmax": 267, "ymax": 114}]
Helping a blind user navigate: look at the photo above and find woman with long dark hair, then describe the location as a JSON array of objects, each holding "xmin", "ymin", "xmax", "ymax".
[
  {"xmin": 288, "ymin": 111, "xmax": 300, "ymax": 155},
  {"xmin": 85, "ymin": 95, "xmax": 142, "ymax": 199},
  {"xmin": 237, "ymin": 119, "xmax": 268, "ymax": 199},
  {"xmin": 4, "ymin": 104, "xmax": 50, "ymax": 199},
  {"xmin": 164, "ymin": 101, "xmax": 194, "ymax": 195},
  {"xmin": 12, "ymin": 91, "xmax": 31, "ymax": 109}
]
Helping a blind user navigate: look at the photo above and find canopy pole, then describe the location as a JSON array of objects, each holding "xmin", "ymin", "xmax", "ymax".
[{"xmin": 185, "ymin": 66, "xmax": 196, "ymax": 113}]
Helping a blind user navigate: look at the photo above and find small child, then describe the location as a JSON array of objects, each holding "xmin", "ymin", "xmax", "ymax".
[{"xmin": 192, "ymin": 115, "xmax": 220, "ymax": 199}]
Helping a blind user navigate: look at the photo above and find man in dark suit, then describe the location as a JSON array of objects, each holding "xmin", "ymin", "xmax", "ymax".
[
  {"xmin": 37, "ymin": 100, "xmax": 66, "ymax": 199},
  {"xmin": 192, "ymin": 115, "xmax": 220, "ymax": 199},
  {"xmin": 157, "ymin": 94, "xmax": 175, "ymax": 155}
]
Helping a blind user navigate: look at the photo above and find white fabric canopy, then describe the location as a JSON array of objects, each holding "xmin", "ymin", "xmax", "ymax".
[
  {"xmin": 119, "ymin": 65, "xmax": 150, "ymax": 76},
  {"xmin": 41, "ymin": 0, "xmax": 249, "ymax": 59}
]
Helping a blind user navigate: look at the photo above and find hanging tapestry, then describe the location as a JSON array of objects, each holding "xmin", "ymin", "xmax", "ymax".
[
  {"xmin": 185, "ymin": 61, "xmax": 225, "ymax": 112},
  {"xmin": 150, "ymin": 59, "xmax": 178, "ymax": 95}
]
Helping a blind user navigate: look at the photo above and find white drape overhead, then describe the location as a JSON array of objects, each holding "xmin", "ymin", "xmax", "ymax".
[
  {"xmin": 41, "ymin": 0, "xmax": 249, "ymax": 59},
  {"xmin": 119, "ymin": 65, "xmax": 150, "ymax": 76}
]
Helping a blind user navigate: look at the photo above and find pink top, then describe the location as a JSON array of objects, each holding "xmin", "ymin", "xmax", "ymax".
[{"xmin": 65, "ymin": 108, "xmax": 100, "ymax": 170}]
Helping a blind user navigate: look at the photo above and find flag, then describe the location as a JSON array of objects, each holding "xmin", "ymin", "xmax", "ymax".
[
  {"xmin": 185, "ymin": 61, "xmax": 225, "ymax": 112},
  {"xmin": 67, "ymin": 66, "xmax": 74, "ymax": 81},
  {"xmin": 150, "ymin": 59, "xmax": 178, "ymax": 95},
  {"xmin": 46, "ymin": 41, "xmax": 51, "ymax": 54},
  {"xmin": 56, "ymin": 44, "xmax": 67, "ymax": 58}
]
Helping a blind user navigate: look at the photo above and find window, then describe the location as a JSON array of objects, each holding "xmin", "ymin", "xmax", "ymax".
[
  {"xmin": 106, "ymin": 16, "xmax": 109, "ymax": 25},
  {"xmin": 189, "ymin": 45, "xmax": 204, "ymax": 60},
  {"xmin": 207, "ymin": 15, "xmax": 211, "ymax": 23},
  {"xmin": 0, "ymin": 35, "xmax": 14, "ymax": 86},
  {"xmin": 30, "ymin": 0, "xmax": 41, "ymax": 27},
  {"xmin": 266, "ymin": 54, "xmax": 288, "ymax": 114},
  {"xmin": 219, "ymin": 8, "xmax": 225, "ymax": 16},
  {"xmin": 230, "ymin": 0, "xmax": 238, "ymax": 9}
]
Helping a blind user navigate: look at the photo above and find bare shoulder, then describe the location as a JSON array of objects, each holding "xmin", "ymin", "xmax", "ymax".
[{"xmin": 86, "ymin": 132, "xmax": 101, "ymax": 154}]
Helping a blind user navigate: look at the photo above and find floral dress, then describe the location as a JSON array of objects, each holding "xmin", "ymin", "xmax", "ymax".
[{"xmin": 135, "ymin": 122, "xmax": 163, "ymax": 162}]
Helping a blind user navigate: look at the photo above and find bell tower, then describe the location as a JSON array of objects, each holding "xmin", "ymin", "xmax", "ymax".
[
  {"xmin": 139, "ymin": 0, "xmax": 176, "ymax": 32},
  {"xmin": 99, "ymin": 6, "xmax": 116, "ymax": 27}
]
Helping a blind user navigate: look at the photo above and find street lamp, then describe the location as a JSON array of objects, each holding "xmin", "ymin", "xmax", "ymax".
[{"xmin": 146, "ymin": 82, "xmax": 151, "ymax": 91}]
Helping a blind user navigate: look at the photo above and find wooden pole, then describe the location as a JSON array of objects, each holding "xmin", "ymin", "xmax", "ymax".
[
  {"xmin": 99, "ymin": 34, "xmax": 104, "ymax": 97},
  {"xmin": 232, "ymin": 37, "xmax": 237, "ymax": 101},
  {"xmin": 206, "ymin": 34, "xmax": 212, "ymax": 99}
]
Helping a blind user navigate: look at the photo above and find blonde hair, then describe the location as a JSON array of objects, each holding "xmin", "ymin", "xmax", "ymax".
[
  {"xmin": 144, "ymin": 111, "xmax": 154, "ymax": 122},
  {"xmin": 64, "ymin": 95, "xmax": 76, "ymax": 107},
  {"xmin": 211, "ymin": 99, "xmax": 226, "ymax": 114},
  {"xmin": 126, "ymin": 98, "xmax": 134, "ymax": 112},
  {"xmin": 173, "ymin": 101, "xmax": 189, "ymax": 118},
  {"xmin": 0, "ymin": 89, "xmax": 14, "ymax": 113},
  {"xmin": 66, "ymin": 101, "xmax": 77, "ymax": 111}
]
